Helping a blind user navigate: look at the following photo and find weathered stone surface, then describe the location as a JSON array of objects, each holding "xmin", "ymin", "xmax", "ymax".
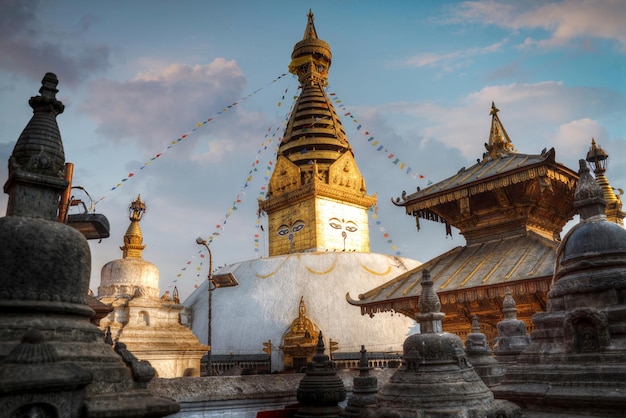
[
  {"xmin": 493, "ymin": 160, "xmax": 626, "ymax": 417},
  {"xmin": 465, "ymin": 315, "xmax": 505, "ymax": 387},
  {"xmin": 371, "ymin": 270, "xmax": 520, "ymax": 417}
]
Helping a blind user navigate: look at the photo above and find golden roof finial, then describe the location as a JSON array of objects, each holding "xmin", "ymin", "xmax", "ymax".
[
  {"xmin": 586, "ymin": 139, "xmax": 624, "ymax": 225},
  {"xmin": 483, "ymin": 101, "xmax": 515, "ymax": 161},
  {"xmin": 303, "ymin": 9, "xmax": 318, "ymax": 41},
  {"xmin": 121, "ymin": 195, "xmax": 147, "ymax": 258}
]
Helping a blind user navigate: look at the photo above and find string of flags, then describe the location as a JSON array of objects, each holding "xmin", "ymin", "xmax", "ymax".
[
  {"xmin": 90, "ymin": 73, "xmax": 289, "ymax": 211},
  {"xmin": 369, "ymin": 206, "xmax": 401, "ymax": 256},
  {"xmin": 326, "ymin": 88, "xmax": 432, "ymax": 185},
  {"xmin": 172, "ymin": 88, "xmax": 297, "ymax": 288}
]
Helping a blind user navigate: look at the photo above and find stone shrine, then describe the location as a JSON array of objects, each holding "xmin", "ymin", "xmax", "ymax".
[
  {"xmin": 493, "ymin": 159, "xmax": 626, "ymax": 416},
  {"xmin": 97, "ymin": 195, "xmax": 208, "ymax": 377},
  {"xmin": 295, "ymin": 332, "xmax": 346, "ymax": 417},
  {"xmin": 341, "ymin": 345, "xmax": 378, "ymax": 417},
  {"xmin": 0, "ymin": 73, "xmax": 178, "ymax": 417},
  {"xmin": 492, "ymin": 290, "xmax": 531, "ymax": 365}
]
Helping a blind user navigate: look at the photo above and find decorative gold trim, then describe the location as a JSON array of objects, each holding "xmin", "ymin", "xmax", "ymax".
[{"xmin": 357, "ymin": 262, "xmax": 393, "ymax": 276}]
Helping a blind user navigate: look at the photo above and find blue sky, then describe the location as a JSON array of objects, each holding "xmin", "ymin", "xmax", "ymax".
[{"xmin": 1, "ymin": 0, "xmax": 625, "ymax": 300}]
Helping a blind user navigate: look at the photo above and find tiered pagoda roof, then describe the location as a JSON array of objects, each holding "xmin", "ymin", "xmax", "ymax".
[{"xmin": 348, "ymin": 103, "xmax": 579, "ymax": 341}]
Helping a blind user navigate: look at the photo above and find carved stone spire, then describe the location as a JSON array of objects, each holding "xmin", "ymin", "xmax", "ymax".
[
  {"xmin": 493, "ymin": 289, "xmax": 530, "ymax": 365},
  {"xmin": 341, "ymin": 345, "xmax": 378, "ymax": 417},
  {"xmin": 4, "ymin": 72, "xmax": 68, "ymax": 220}
]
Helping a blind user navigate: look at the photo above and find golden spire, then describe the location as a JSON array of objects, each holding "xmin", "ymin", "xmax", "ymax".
[
  {"xmin": 121, "ymin": 195, "xmax": 147, "ymax": 258},
  {"xmin": 586, "ymin": 138, "xmax": 624, "ymax": 225},
  {"xmin": 258, "ymin": 11, "xmax": 376, "ymax": 256},
  {"xmin": 483, "ymin": 102, "xmax": 515, "ymax": 161}
]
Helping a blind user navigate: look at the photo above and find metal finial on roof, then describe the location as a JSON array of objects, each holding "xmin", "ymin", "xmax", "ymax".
[
  {"xmin": 586, "ymin": 138, "xmax": 624, "ymax": 225},
  {"xmin": 303, "ymin": 9, "xmax": 318, "ymax": 40},
  {"xmin": 484, "ymin": 101, "xmax": 515, "ymax": 161}
]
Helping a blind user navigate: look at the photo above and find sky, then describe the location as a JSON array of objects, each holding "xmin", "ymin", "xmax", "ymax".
[{"xmin": 1, "ymin": 0, "xmax": 625, "ymax": 301}]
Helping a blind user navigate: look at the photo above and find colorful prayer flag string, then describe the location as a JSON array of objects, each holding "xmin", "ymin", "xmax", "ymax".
[
  {"xmin": 327, "ymin": 87, "xmax": 431, "ymax": 184},
  {"xmin": 90, "ymin": 73, "xmax": 289, "ymax": 210},
  {"xmin": 368, "ymin": 206, "xmax": 401, "ymax": 256},
  {"xmin": 174, "ymin": 88, "xmax": 296, "ymax": 288}
]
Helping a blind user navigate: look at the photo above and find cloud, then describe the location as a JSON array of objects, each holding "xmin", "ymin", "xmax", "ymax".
[
  {"xmin": 376, "ymin": 81, "xmax": 624, "ymax": 168},
  {"xmin": 452, "ymin": 0, "xmax": 626, "ymax": 51},
  {"xmin": 80, "ymin": 59, "xmax": 249, "ymax": 158},
  {"xmin": 0, "ymin": 0, "xmax": 110, "ymax": 85},
  {"xmin": 403, "ymin": 40, "xmax": 508, "ymax": 70}
]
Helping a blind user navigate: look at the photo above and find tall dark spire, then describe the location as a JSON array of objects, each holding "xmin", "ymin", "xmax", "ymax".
[{"xmin": 4, "ymin": 73, "xmax": 68, "ymax": 219}]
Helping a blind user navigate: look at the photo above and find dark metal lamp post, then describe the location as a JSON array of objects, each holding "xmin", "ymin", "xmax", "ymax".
[{"xmin": 196, "ymin": 237, "xmax": 214, "ymax": 376}]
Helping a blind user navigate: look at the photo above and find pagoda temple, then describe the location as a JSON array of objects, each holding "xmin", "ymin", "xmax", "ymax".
[
  {"xmin": 348, "ymin": 103, "xmax": 580, "ymax": 342},
  {"xmin": 184, "ymin": 10, "xmax": 419, "ymax": 373}
]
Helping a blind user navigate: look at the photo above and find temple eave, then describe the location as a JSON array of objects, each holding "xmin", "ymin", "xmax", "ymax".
[
  {"xmin": 402, "ymin": 162, "xmax": 578, "ymax": 213},
  {"xmin": 350, "ymin": 276, "xmax": 552, "ymax": 319}
]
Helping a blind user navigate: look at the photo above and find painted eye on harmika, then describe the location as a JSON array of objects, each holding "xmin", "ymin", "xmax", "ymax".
[
  {"xmin": 329, "ymin": 217, "xmax": 342, "ymax": 230},
  {"xmin": 292, "ymin": 220, "xmax": 305, "ymax": 232},
  {"xmin": 277, "ymin": 224, "xmax": 290, "ymax": 236}
]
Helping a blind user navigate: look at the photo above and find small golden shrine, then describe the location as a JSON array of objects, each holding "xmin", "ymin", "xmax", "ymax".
[
  {"xmin": 280, "ymin": 297, "xmax": 320, "ymax": 371},
  {"xmin": 258, "ymin": 10, "xmax": 376, "ymax": 256},
  {"xmin": 348, "ymin": 103, "xmax": 580, "ymax": 342}
]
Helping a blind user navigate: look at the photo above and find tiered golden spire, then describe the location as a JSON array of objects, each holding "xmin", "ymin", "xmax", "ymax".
[
  {"xmin": 483, "ymin": 102, "xmax": 515, "ymax": 161},
  {"xmin": 258, "ymin": 10, "xmax": 376, "ymax": 256},
  {"xmin": 121, "ymin": 195, "xmax": 147, "ymax": 258},
  {"xmin": 586, "ymin": 138, "xmax": 624, "ymax": 225}
]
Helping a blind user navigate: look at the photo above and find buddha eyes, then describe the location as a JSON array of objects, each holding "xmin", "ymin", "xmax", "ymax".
[{"xmin": 328, "ymin": 218, "xmax": 357, "ymax": 232}]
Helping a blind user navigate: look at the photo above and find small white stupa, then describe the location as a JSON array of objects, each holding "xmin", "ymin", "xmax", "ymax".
[{"xmin": 98, "ymin": 195, "xmax": 209, "ymax": 377}]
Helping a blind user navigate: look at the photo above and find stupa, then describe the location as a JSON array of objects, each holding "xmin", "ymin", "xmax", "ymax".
[
  {"xmin": 0, "ymin": 73, "xmax": 178, "ymax": 416},
  {"xmin": 493, "ymin": 159, "xmax": 626, "ymax": 416},
  {"xmin": 184, "ymin": 10, "xmax": 419, "ymax": 372},
  {"xmin": 97, "ymin": 195, "xmax": 209, "ymax": 377}
]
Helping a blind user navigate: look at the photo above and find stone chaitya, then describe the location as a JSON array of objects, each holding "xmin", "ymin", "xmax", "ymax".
[
  {"xmin": 465, "ymin": 314, "xmax": 505, "ymax": 387},
  {"xmin": 0, "ymin": 73, "xmax": 178, "ymax": 417},
  {"xmin": 295, "ymin": 332, "xmax": 346, "ymax": 417},
  {"xmin": 492, "ymin": 289, "xmax": 530, "ymax": 365},
  {"xmin": 493, "ymin": 159, "xmax": 626, "ymax": 416},
  {"xmin": 341, "ymin": 345, "xmax": 378, "ymax": 417},
  {"xmin": 369, "ymin": 269, "xmax": 520, "ymax": 417}
]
